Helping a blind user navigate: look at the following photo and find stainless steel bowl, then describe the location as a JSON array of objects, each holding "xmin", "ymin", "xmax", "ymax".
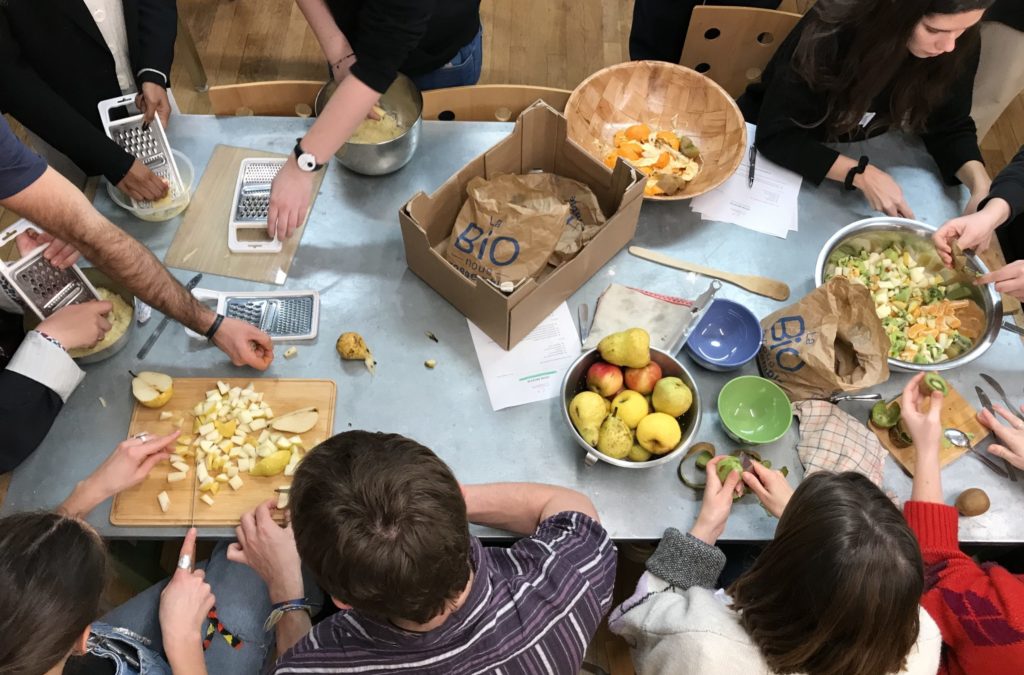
[
  {"xmin": 314, "ymin": 74, "xmax": 423, "ymax": 176},
  {"xmin": 561, "ymin": 348, "xmax": 702, "ymax": 469},
  {"xmin": 814, "ymin": 217, "xmax": 1002, "ymax": 372}
]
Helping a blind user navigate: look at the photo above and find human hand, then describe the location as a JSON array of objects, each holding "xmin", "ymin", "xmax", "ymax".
[
  {"xmin": 37, "ymin": 301, "xmax": 114, "ymax": 350},
  {"xmin": 689, "ymin": 455, "xmax": 742, "ymax": 545},
  {"xmin": 899, "ymin": 373, "xmax": 944, "ymax": 453},
  {"xmin": 117, "ymin": 159, "xmax": 170, "ymax": 202},
  {"xmin": 854, "ymin": 166, "xmax": 915, "ymax": 219},
  {"xmin": 136, "ymin": 82, "xmax": 172, "ymax": 129},
  {"xmin": 267, "ymin": 159, "xmax": 315, "ymax": 241},
  {"xmin": 227, "ymin": 499, "xmax": 304, "ymax": 602},
  {"xmin": 741, "ymin": 461, "xmax": 794, "ymax": 519},
  {"xmin": 977, "ymin": 261, "xmax": 1024, "ymax": 300},
  {"xmin": 932, "ymin": 206, "xmax": 1004, "ymax": 267},
  {"xmin": 15, "ymin": 229, "xmax": 80, "ymax": 268},
  {"xmin": 978, "ymin": 404, "xmax": 1024, "ymax": 471},
  {"xmin": 160, "ymin": 529, "xmax": 216, "ymax": 652},
  {"xmin": 211, "ymin": 317, "xmax": 274, "ymax": 370}
]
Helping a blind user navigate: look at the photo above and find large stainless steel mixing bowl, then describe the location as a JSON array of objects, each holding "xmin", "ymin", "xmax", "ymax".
[
  {"xmin": 814, "ymin": 217, "xmax": 1002, "ymax": 372},
  {"xmin": 314, "ymin": 73, "xmax": 423, "ymax": 176}
]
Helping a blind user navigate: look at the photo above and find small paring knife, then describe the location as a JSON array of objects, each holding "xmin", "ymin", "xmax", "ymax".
[
  {"xmin": 980, "ymin": 373, "xmax": 1024, "ymax": 423},
  {"xmin": 976, "ymin": 386, "xmax": 1018, "ymax": 482}
]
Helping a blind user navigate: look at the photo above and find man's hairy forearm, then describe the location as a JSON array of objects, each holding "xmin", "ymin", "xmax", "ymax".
[{"xmin": 4, "ymin": 168, "xmax": 214, "ymax": 333}]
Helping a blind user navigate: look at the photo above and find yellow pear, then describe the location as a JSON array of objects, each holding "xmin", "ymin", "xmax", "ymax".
[
  {"xmin": 611, "ymin": 390, "xmax": 650, "ymax": 429},
  {"xmin": 597, "ymin": 328, "xmax": 651, "ymax": 368},
  {"xmin": 652, "ymin": 377, "xmax": 693, "ymax": 417},
  {"xmin": 597, "ymin": 416, "xmax": 633, "ymax": 459},
  {"xmin": 628, "ymin": 442, "xmax": 653, "ymax": 462},
  {"xmin": 636, "ymin": 412, "xmax": 682, "ymax": 455},
  {"xmin": 569, "ymin": 391, "xmax": 609, "ymax": 447},
  {"xmin": 132, "ymin": 371, "xmax": 173, "ymax": 409},
  {"xmin": 250, "ymin": 450, "xmax": 292, "ymax": 477}
]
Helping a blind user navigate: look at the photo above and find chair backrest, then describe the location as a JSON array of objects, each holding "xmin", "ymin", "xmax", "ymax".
[
  {"xmin": 679, "ymin": 6, "xmax": 802, "ymax": 99},
  {"xmin": 207, "ymin": 80, "xmax": 324, "ymax": 117},
  {"xmin": 777, "ymin": 0, "xmax": 816, "ymax": 14},
  {"xmin": 421, "ymin": 85, "xmax": 572, "ymax": 122}
]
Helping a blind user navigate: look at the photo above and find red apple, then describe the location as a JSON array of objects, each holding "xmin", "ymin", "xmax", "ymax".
[
  {"xmin": 586, "ymin": 362, "xmax": 623, "ymax": 398},
  {"xmin": 624, "ymin": 362, "xmax": 663, "ymax": 395}
]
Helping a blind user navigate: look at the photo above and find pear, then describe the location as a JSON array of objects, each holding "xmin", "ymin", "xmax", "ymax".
[
  {"xmin": 597, "ymin": 416, "xmax": 633, "ymax": 459},
  {"xmin": 569, "ymin": 391, "xmax": 609, "ymax": 446},
  {"xmin": 250, "ymin": 450, "xmax": 292, "ymax": 477},
  {"xmin": 271, "ymin": 407, "xmax": 319, "ymax": 434},
  {"xmin": 627, "ymin": 442, "xmax": 653, "ymax": 462},
  {"xmin": 597, "ymin": 328, "xmax": 651, "ymax": 368},
  {"xmin": 132, "ymin": 371, "xmax": 174, "ymax": 409},
  {"xmin": 652, "ymin": 377, "xmax": 693, "ymax": 417},
  {"xmin": 611, "ymin": 390, "xmax": 650, "ymax": 429},
  {"xmin": 636, "ymin": 412, "xmax": 682, "ymax": 455}
]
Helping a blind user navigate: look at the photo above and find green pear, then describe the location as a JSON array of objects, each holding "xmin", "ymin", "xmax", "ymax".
[
  {"xmin": 627, "ymin": 442, "xmax": 653, "ymax": 462},
  {"xmin": 597, "ymin": 416, "xmax": 633, "ymax": 459},
  {"xmin": 569, "ymin": 391, "xmax": 609, "ymax": 447},
  {"xmin": 652, "ymin": 377, "xmax": 693, "ymax": 417},
  {"xmin": 597, "ymin": 328, "xmax": 651, "ymax": 368}
]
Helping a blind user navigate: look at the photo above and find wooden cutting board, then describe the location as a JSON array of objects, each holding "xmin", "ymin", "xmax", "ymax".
[
  {"xmin": 870, "ymin": 384, "xmax": 989, "ymax": 474},
  {"xmin": 111, "ymin": 378, "xmax": 336, "ymax": 527},
  {"xmin": 163, "ymin": 145, "xmax": 326, "ymax": 284}
]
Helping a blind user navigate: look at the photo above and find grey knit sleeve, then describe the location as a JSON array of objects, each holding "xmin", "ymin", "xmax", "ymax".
[{"xmin": 645, "ymin": 528, "xmax": 727, "ymax": 590}]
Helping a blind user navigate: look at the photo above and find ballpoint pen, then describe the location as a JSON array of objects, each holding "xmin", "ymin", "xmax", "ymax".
[{"xmin": 747, "ymin": 144, "xmax": 757, "ymax": 188}]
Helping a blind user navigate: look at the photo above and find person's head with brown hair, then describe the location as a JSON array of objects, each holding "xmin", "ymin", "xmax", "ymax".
[
  {"xmin": 290, "ymin": 431, "xmax": 472, "ymax": 625},
  {"xmin": 728, "ymin": 472, "xmax": 924, "ymax": 675},
  {"xmin": 792, "ymin": 0, "xmax": 993, "ymax": 137},
  {"xmin": 0, "ymin": 512, "xmax": 107, "ymax": 674}
]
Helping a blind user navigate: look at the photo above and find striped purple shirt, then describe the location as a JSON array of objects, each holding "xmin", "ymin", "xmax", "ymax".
[{"xmin": 272, "ymin": 512, "xmax": 617, "ymax": 675}]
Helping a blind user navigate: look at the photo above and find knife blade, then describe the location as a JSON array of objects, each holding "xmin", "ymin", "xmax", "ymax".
[
  {"xmin": 137, "ymin": 273, "xmax": 203, "ymax": 359},
  {"xmin": 577, "ymin": 303, "xmax": 591, "ymax": 347},
  {"xmin": 980, "ymin": 373, "xmax": 1024, "ymax": 422},
  {"xmin": 1003, "ymin": 321, "xmax": 1024, "ymax": 337},
  {"xmin": 951, "ymin": 243, "xmax": 983, "ymax": 278},
  {"xmin": 667, "ymin": 279, "xmax": 722, "ymax": 354},
  {"xmin": 976, "ymin": 386, "xmax": 1018, "ymax": 482}
]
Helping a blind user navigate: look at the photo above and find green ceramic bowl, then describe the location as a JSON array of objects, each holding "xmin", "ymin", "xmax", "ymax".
[{"xmin": 717, "ymin": 376, "xmax": 793, "ymax": 445}]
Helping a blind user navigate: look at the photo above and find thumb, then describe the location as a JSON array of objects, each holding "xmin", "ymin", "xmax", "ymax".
[
  {"xmin": 742, "ymin": 470, "xmax": 769, "ymax": 500},
  {"xmin": 722, "ymin": 468, "xmax": 742, "ymax": 495},
  {"xmin": 226, "ymin": 542, "xmax": 248, "ymax": 565}
]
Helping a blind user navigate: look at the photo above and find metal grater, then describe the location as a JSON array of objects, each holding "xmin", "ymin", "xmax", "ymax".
[
  {"xmin": 228, "ymin": 158, "xmax": 286, "ymax": 253},
  {"xmin": 98, "ymin": 94, "xmax": 185, "ymax": 211},
  {"xmin": 0, "ymin": 221, "xmax": 99, "ymax": 319},
  {"xmin": 187, "ymin": 289, "xmax": 319, "ymax": 341}
]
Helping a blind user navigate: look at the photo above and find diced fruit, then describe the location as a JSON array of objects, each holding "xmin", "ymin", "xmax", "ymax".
[
  {"xmin": 228, "ymin": 476, "xmax": 244, "ymax": 491},
  {"xmin": 251, "ymin": 450, "xmax": 292, "ymax": 477},
  {"xmin": 250, "ymin": 418, "xmax": 267, "ymax": 431},
  {"xmin": 201, "ymin": 494, "xmax": 215, "ymax": 507},
  {"xmin": 159, "ymin": 411, "xmax": 174, "ymax": 421},
  {"xmin": 167, "ymin": 471, "xmax": 188, "ymax": 483},
  {"xmin": 217, "ymin": 381, "xmax": 230, "ymax": 395},
  {"xmin": 157, "ymin": 491, "xmax": 171, "ymax": 513},
  {"xmin": 277, "ymin": 490, "xmax": 289, "ymax": 509}
]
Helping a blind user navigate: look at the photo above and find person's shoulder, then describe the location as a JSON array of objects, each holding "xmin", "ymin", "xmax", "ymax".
[
  {"xmin": 528, "ymin": 510, "xmax": 614, "ymax": 557},
  {"xmin": 488, "ymin": 511, "xmax": 615, "ymax": 583},
  {"xmin": 271, "ymin": 614, "xmax": 359, "ymax": 671}
]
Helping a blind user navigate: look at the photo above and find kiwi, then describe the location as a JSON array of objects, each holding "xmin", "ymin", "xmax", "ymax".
[
  {"xmin": 919, "ymin": 373, "xmax": 949, "ymax": 397},
  {"xmin": 955, "ymin": 488, "xmax": 990, "ymax": 517},
  {"xmin": 871, "ymin": 400, "xmax": 901, "ymax": 429}
]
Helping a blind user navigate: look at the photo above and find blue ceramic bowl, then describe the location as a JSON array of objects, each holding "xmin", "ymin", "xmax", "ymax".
[{"xmin": 685, "ymin": 299, "xmax": 762, "ymax": 371}]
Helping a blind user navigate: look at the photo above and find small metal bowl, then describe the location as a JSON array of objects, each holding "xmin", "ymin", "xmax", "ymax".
[
  {"xmin": 814, "ymin": 217, "xmax": 1002, "ymax": 372},
  {"xmin": 314, "ymin": 74, "xmax": 423, "ymax": 176},
  {"xmin": 561, "ymin": 348, "xmax": 702, "ymax": 469}
]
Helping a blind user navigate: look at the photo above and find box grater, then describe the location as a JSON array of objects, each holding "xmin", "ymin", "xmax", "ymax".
[
  {"xmin": 0, "ymin": 221, "xmax": 100, "ymax": 319},
  {"xmin": 98, "ymin": 94, "xmax": 185, "ymax": 212},
  {"xmin": 228, "ymin": 158, "xmax": 285, "ymax": 254},
  {"xmin": 187, "ymin": 289, "xmax": 318, "ymax": 341}
]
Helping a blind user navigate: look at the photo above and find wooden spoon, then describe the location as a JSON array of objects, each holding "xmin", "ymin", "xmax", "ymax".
[{"xmin": 629, "ymin": 246, "xmax": 790, "ymax": 301}]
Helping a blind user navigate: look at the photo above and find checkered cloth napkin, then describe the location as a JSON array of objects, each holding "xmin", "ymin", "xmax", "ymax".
[{"xmin": 793, "ymin": 399, "xmax": 886, "ymax": 486}]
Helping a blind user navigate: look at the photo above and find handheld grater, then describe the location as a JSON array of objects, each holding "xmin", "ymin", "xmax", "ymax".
[
  {"xmin": 98, "ymin": 94, "xmax": 185, "ymax": 212},
  {"xmin": 0, "ymin": 221, "xmax": 100, "ymax": 319},
  {"xmin": 228, "ymin": 158, "xmax": 285, "ymax": 254},
  {"xmin": 185, "ymin": 289, "xmax": 319, "ymax": 341}
]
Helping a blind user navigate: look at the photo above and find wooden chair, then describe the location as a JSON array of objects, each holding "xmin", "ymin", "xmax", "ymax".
[
  {"xmin": 421, "ymin": 84, "xmax": 572, "ymax": 122},
  {"xmin": 207, "ymin": 80, "xmax": 324, "ymax": 117},
  {"xmin": 777, "ymin": 0, "xmax": 816, "ymax": 14},
  {"xmin": 679, "ymin": 6, "xmax": 803, "ymax": 98}
]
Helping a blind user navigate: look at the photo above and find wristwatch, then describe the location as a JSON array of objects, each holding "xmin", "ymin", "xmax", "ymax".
[{"xmin": 293, "ymin": 139, "xmax": 324, "ymax": 172}]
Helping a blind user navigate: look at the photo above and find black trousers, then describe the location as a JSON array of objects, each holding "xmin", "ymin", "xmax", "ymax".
[
  {"xmin": 629, "ymin": 0, "xmax": 782, "ymax": 63},
  {"xmin": 997, "ymin": 214, "xmax": 1024, "ymax": 263}
]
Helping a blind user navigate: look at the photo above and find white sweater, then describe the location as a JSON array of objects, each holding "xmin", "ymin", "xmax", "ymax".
[{"xmin": 609, "ymin": 531, "xmax": 942, "ymax": 675}]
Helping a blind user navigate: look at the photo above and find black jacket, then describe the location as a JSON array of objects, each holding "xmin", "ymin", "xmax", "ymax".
[
  {"xmin": 0, "ymin": 0, "xmax": 177, "ymax": 184},
  {"xmin": 986, "ymin": 0, "xmax": 1023, "ymax": 32}
]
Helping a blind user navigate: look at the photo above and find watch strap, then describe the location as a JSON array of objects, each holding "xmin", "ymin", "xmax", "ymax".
[{"xmin": 294, "ymin": 138, "xmax": 324, "ymax": 172}]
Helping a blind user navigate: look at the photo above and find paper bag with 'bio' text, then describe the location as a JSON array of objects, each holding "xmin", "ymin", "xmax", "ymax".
[{"xmin": 757, "ymin": 277, "xmax": 890, "ymax": 400}]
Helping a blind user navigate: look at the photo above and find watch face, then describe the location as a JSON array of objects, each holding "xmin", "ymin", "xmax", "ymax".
[{"xmin": 298, "ymin": 153, "xmax": 317, "ymax": 172}]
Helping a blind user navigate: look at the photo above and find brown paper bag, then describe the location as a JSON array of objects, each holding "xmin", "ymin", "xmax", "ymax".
[
  {"xmin": 445, "ymin": 173, "xmax": 602, "ymax": 284},
  {"xmin": 548, "ymin": 177, "xmax": 606, "ymax": 265},
  {"xmin": 757, "ymin": 277, "xmax": 890, "ymax": 400}
]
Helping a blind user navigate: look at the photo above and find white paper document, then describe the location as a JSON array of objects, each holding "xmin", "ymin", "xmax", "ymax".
[
  {"xmin": 691, "ymin": 122, "xmax": 802, "ymax": 239},
  {"xmin": 468, "ymin": 302, "xmax": 582, "ymax": 411}
]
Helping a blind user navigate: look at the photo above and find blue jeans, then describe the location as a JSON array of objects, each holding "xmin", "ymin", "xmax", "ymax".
[{"xmin": 411, "ymin": 27, "xmax": 483, "ymax": 91}]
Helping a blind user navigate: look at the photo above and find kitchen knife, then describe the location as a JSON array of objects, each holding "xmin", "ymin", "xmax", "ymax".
[
  {"xmin": 951, "ymin": 243, "xmax": 983, "ymax": 278},
  {"xmin": 1003, "ymin": 321, "xmax": 1024, "ymax": 337},
  {"xmin": 980, "ymin": 373, "xmax": 1024, "ymax": 422},
  {"xmin": 976, "ymin": 386, "xmax": 1018, "ymax": 482},
  {"xmin": 577, "ymin": 303, "xmax": 591, "ymax": 347},
  {"xmin": 667, "ymin": 280, "xmax": 721, "ymax": 355},
  {"xmin": 137, "ymin": 273, "xmax": 203, "ymax": 359}
]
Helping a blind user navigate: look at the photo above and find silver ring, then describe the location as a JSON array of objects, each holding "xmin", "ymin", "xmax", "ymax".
[
  {"xmin": 177, "ymin": 554, "xmax": 192, "ymax": 570},
  {"xmin": 132, "ymin": 432, "xmax": 151, "ymax": 441}
]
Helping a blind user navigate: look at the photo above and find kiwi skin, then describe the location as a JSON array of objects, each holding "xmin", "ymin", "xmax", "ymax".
[{"xmin": 955, "ymin": 488, "xmax": 990, "ymax": 517}]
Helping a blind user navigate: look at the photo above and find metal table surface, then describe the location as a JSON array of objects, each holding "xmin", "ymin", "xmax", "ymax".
[{"xmin": 4, "ymin": 116, "xmax": 1024, "ymax": 543}]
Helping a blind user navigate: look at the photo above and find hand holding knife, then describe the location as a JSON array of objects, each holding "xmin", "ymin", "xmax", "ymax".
[{"xmin": 976, "ymin": 385, "xmax": 1019, "ymax": 482}]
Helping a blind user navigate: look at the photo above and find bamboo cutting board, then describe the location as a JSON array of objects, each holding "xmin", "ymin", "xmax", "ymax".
[
  {"xmin": 870, "ymin": 384, "xmax": 989, "ymax": 474},
  {"xmin": 111, "ymin": 378, "xmax": 336, "ymax": 527},
  {"xmin": 164, "ymin": 145, "xmax": 326, "ymax": 284}
]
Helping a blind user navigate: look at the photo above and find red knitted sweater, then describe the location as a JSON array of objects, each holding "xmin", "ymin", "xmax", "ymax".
[{"xmin": 904, "ymin": 501, "xmax": 1024, "ymax": 675}]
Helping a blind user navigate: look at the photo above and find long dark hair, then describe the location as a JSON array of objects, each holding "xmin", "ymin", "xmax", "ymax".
[
  {"xmin": 793, "ymin": 0, "xmax": 992, "ymax": 136},
  {"xmin": 0, "ymin": 512, "xmax": 107, "ymax": 674},
  {"xmin": 729, "ymin": 472, "xmax": 924, "ymax": 675}
]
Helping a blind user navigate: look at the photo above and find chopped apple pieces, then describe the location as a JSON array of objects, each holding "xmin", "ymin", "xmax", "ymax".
[{"xmin": 157, "ymin": 491, "xmax": 171, "ymax": 513}]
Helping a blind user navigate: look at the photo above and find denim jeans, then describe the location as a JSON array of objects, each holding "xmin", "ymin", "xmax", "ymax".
[{"xmin": 411, "ymin": 27, "xmax": 483, "ymax": 91}]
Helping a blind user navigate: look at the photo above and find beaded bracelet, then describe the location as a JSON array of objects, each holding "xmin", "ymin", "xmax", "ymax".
[
  {"xmin": 35, "ymin": 331, "xmax": 66, "ymax": 352},
  {"xmin": 264, "ymin": 598, "xmax": 314, "ymax": 631},
  {"xmin": 330, "ymin": 52, "xmax": 356, "ymax": 70}
]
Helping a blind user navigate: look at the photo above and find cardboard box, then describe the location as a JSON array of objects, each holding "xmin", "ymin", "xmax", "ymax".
[{"xmin": 399, "ymin": 101, "xmax": 645, "ymax": 349}]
